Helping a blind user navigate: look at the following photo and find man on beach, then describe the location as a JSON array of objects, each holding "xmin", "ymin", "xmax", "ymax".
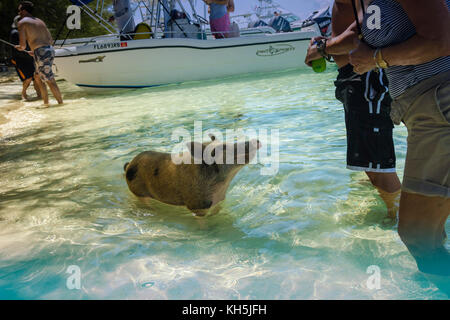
[
  {"xmin": 305, "ymin": 0, "xmax": 402, "ymax": 219},
  {"xmin": 15, "ymin": 1, "xmax": 63, "ymax": 106},
  {"xmin": 10, "ymin": 15, "xmax": 41, "ymax": 101}
]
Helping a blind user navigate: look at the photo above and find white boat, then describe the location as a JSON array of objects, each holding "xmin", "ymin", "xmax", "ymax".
[{"xmin": 54, "ymin": 0, "xmax": 318, "ymax": 89}]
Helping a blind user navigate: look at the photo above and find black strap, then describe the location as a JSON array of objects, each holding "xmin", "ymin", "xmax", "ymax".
[
  {"xmin": 351, "ymin": 0, "xmax": 362, "ymax": 39},
  {"xmin": 61, "ymin": 29, "xmax": 72, "ymax": 47},
  {"xmin": 351, "ymin": 0, "xmax": 365, "ymax": 41},
  {"xmin": 360, "ymin": 0, "xmax": 366, "ymax": 15},
  {"xmin": 351, "ymin": 0, "xmax": 378, "ymax": 73},
  {"xmin": 53, "ymin": 14, "xmax": 70, "ymax": 47}
]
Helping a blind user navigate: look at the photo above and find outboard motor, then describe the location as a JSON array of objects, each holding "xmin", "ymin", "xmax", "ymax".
[
  {"xmin": 269, "ymin": 16, "xmax": 292, "ymax": 33},
  {"xmin": 301, "ymin": 6, "xmax": 332, "ymax": 36}
]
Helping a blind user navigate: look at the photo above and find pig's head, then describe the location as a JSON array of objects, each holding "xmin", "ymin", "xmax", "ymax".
[{"xmin": 186, "ymin": 134, "xmax": 262, "ymax": 181}]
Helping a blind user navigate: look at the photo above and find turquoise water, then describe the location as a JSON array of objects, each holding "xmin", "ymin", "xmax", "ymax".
[{"xmin": 0, "ymin": 67, "xmax": 448, "ymax": 299}]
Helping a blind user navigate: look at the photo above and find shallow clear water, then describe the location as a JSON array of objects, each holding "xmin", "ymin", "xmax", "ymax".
[{"xmin": 0, "ymin": 67, "xmax": 448, "ymax": 299}]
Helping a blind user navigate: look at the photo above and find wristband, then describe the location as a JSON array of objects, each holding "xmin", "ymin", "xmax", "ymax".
[{"xmin": 317, "ymin": 39, "xmax": 332, "ymax": 62}]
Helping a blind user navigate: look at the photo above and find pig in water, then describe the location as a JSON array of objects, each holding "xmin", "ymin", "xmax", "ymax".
[{"xmin": 124, "ymin": 135, "xmax": 261, "ymax": 216}]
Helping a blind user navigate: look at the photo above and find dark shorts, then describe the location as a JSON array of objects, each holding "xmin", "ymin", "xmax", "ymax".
[
  {"xmin": 335, "ymin": 64, "xmax": 396, "ymax": 173},
  {"xmin": 11, "ymin": 55, "xmax": 35, "ymax": 81}
]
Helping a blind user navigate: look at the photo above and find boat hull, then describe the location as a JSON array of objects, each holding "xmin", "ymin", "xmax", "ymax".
[{"xmin": 54, "ymin": 32, "xmax": 315, "ymax": 89}]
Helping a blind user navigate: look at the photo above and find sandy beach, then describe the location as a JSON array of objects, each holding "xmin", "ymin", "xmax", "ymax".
[
  {"xmin": 0, "ymin": 68, "xmax": 24, "ymax": 126},
  {"xmin": 0, "ymin": 68, "xmax": 53, "ymax": 133}
]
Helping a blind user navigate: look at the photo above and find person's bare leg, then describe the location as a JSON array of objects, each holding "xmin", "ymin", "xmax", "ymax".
[
  {"xmin": 32, "ymin": 75, "xmax": 42, "ymax": 99},
  {"xmin": 366, "ymin": 171, "xmax": 402, "ymax": 219},
  {"xmin": 36, "ymin": 76, "xmax": 49, "ymax": 106},
  {"xmin": 21, "ymin": 78, "xmax": 32, "ymax": 100},
  {"xmin": 398, "ymin": 192, "xmax": 450, "ymax": 275},
  {"xmin": 46, "ymin": 78, "xmax": 63, "ymax": 104},
  {"xmin": 33, "ymin": 74, "xmax": 48, "ymax": 105},
  {"xmin": 438, "ymin": 209, "xmax": 448, "ymax": 245}
]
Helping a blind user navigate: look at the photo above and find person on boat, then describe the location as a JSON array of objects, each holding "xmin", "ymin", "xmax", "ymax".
[
  {"xmin": 14, "ymin": 1, "xmax": 63, "ymax": 106},
  {"xmin": 204, "ymin": 0, "xmax": 235, "ymax": 39},
  {"xmin": 10, "ymin": 15, "xmax": 41, "ymax": 101},
  {"xmin": 304, "ymin": 0, "xmax": 402, "ymax": 221},
  {"xmin": 349, "ymin": 0, "xmax": 450, "ymax": 276}
]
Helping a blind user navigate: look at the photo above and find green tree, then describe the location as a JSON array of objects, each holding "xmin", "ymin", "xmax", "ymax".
[{"xmin": 1, "ymin": 0, "xmax": 115, "ymax": 63}]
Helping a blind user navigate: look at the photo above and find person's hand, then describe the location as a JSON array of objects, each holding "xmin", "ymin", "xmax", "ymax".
[
  {"xmin": 305, "ymin": 37, "xmax": 327, "ymax": 67},
  {"xmin": 349, "ymin": 39, "xmax": 376, "ymax": 74},
  {"xmin": 26, "ymin": 51, "xmax": 34, "ymax": 56},
  {"xmin": 15, "ymin": 45, "xmax": 23, "ymax": 51},
  {"xmin": 305, "ymin": 43, "xmax": 321, "ymax": 67}
]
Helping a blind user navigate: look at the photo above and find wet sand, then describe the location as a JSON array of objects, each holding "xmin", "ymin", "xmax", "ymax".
[{"xmin": 0, "ymin": 68, "xmax": 39, "ymax": 127}]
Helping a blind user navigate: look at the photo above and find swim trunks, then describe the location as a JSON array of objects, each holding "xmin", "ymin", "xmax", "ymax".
[
  {"xmin": 33, "ymin": 45, "xmax": 55, "ymax": 81},
  {"xmin": 335, "ymin": 64, "xmax": 396, "ymax": 173},
  {"xmin": 10, "ymin": 28, "xmax": 35, "ymax": 81},
  {"xmin": 11, "ymin": 57, "xmax": 35, "ymax": 81}
]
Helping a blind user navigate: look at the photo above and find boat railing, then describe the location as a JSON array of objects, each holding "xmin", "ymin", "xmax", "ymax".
[{"xmin": 55, "ymin": 26, "xmax": 282, "ymax": 48}]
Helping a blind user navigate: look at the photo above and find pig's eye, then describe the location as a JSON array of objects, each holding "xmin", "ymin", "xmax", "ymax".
[
  {"xmin": 201, "ymin": 161, "xmax": 219, "ymax": 173},
  {"xmin": 212, "ymin": 162, "xmax": 220, "ymax": 173}
]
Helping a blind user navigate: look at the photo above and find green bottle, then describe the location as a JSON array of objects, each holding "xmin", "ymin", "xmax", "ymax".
[{"xmin": 312, "ymin": 57, "xmax": 327, "ymax": 73}]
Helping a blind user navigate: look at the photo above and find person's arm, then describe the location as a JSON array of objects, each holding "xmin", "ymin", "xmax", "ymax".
[
  {"xmin": 349, "ymin": 0, "xmax": 450, "ymax": 74},
  {"xmin": 15, "ymin": 21, "xmax": 28, "ymax": 51},
  {"xmin": 382, "ymin": 0, "xmax": 450, "ymax": 66},
  {"xmin": 227, "ymin": 0, "xmax": 235, "ymax": 13},
  {"xmin": 305, "ymin": 1, "xmax": 359, "ymax": 66},
  {"xmin": 305, "ymin": 21, "xmax": 358, "ymax": 65},
  {"xmin": 325, "ymin": 21, "xmax": 358, "ymax": 56}
]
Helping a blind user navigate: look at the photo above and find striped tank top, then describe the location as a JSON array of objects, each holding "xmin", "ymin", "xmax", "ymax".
[{"xmin": 361, "ymin": 0, "xmax": 450, "ymax": 99}]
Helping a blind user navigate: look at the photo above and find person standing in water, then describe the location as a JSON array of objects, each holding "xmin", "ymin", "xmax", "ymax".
[
  {"xmin": 305, "ymin": 0, "xmax": 402, "ymax": 220},
  {"xmin": 350, "ymin": 0, "xmax": 450, "ymax": 276},
  {"xmin": 15, "ymin": 1, "xmax": 63, "ymax": 106},
  {"xmin": 10, "ymin": 15, "xmax": 41, "ymax": 101}
]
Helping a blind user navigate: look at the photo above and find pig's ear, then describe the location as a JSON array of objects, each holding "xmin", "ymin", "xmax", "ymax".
[{"xmin": 186, "ymin": 142, "xmax": 205, "ymax": 162}]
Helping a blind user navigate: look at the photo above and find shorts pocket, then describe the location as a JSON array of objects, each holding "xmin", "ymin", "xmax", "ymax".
[{"xmin": 434, "ymin": 81, "xmax": 450, "ymax": 124}]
